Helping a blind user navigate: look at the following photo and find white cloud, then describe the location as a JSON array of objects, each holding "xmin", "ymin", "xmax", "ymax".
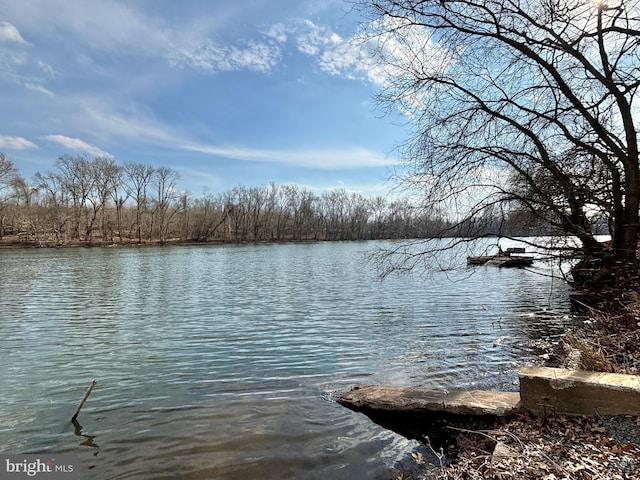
[
  {"xmin": 174, "ymin": 39, "xmax": 281, "ymax": 73},
  {"xmin": 183, "ymin": 143, "xmax": 396, "ymax": 170},
  {"xmin": 24, "ymin": 82, "xmax": 54, "ymax": 96},
  {"xmin": 368, "ymin": 16, "xmax": 453, "ymax": 86},
  {"xmin": 0, "ymin": 135, "xmax": 37, "ymax": 150},
  {"xmin": 45, "ymin": 134, "xmax": 111, "ymax": 157},
  {"xmin": 282, "ymin": 17, "xmax": 448, "ymax": 88},
  {"xmin": 0, "ymin": 21, "xmax": 28, "ymax": 44},
  {"xmin": 173, "ymin": 18, "xmax": 376, "ymax": 79},
  {"xmin": 318, "ymin": 39, "xmax": 373, "ymax": 78},
  {"xmin": 38, "ymin": 60, "xmax": 58, "ymax": 78},
  {"xmin": 295, "ymin": 19, "xmax": 342, "ymax": 56},
  {"xmin": 285, "ymin": 19, "xmax": 386, "ymax": 84},
  {"xmin": 263, "ymin": 23, "xmax": 288, "ymax": 43}
]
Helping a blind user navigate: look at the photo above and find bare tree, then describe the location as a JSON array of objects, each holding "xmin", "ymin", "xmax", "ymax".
[
  {"xmin": 358, "ymin": 0, "xmax": 640, "ymax": 286},
  {"xmin": 123, "ymin": 162, "xmax": 154, "ymax": 243},
  {"xmin": 6, "ymin": 154, "xmax": 521, "ymax": 245},
  {"xmin": 272, "ymin": 185, "xmax": 292, "ymax": 241},
  {"xmin": 152, "ymin": 166, "xmax": 180, "ymax": 243},
  {"xmin": 90, "ymin": 156, "xmax": 121, "ymax": 243},
  {"xmin": 0, "ymin": 153, "xmax": 18, "ymax": 237},
  {"xmin": 33, "ymin": 170, "xmax": 70, "ymax": 243},
  {"xmin": 0, "ymin": 153, "xmax": 16, "ymax": 189},
  {"xmin": 54, "ymin": 154, "xmax": 97, "ymax": 241},
  {"xmin": 319, "ymin": 190, "xmax": 348, "ymax": 240},
  {"xmin": 191, "ymin": 194, "xmax": 227, "ymax": 241},
  {"xmin": 177, "ymin": 191, "xmax": 192, "ymax": 240},
  {"xmin": 6, "ymin": 175, "xmax": 37, "ymax": 238},
  {"xmin": 102, "ymin": 159, "xmax": 127, "ymax": 243},
  {"xmin": 284, "ymin": 185, "xmax": 312, "ymax": 240}
]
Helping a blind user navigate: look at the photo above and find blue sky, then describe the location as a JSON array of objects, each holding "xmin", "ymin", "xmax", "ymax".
[{"xmin": 0, "ymin": 0, "xmax": 408, "ymax": 197}]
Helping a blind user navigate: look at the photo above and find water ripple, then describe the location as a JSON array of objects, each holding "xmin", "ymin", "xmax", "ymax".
[{"xmin": 0, "ymin": 241, "xmax": 571, "ymax": 479}]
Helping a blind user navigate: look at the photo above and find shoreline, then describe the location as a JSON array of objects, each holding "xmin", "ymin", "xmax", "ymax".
[
  {"xmin": 392, "ymin": 298, "xmax": 640, "ymax": 479},
  {"xmin": 0, "ymin": 236, "xmax": 326, "ymax": 250}
]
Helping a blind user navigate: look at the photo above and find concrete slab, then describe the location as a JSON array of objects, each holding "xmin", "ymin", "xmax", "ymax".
[
  {"xmin": 337, "ymin": 385, "xmax": 521, "ymax": 417},
  {"xmin": 519, "ymin": 366, "xmax": 640, "ymax": 416}
]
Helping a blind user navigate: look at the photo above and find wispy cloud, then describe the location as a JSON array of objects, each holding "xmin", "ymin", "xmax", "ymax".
[
  {"xmin": 175, "ymin": 19, "xmax": 358, "ymax": 75},
  {"xmin": 24, "ymin": 82, "xmax": 54, "ymax": 96},
  {"xmin": 1, "ymin": 0, "xmax": 285, "ymax": 75},
  {"xmin": 0, "ymin": 135, "xmax": 38, "ymax": 150},
  {"xmin": 0, "ymin": 0, "xmax": 171, "ymax": 56},
  {"xmin": 48, "ymin": 97, "xmax": 397, "ymax": 171},
  {"xmin": 0, "ymin": 21, "xmax": 28, "ymax": 44},
  {"xmin": 0, "ymin": 22, "xmax": 57, "ymax": 95},
  {"xmin": 183, "ymin": 143, "xmax": 396, "ymax": 170},
  {"xmin": 0, "ymin": 2, "xmax": 382, "ymax": 81},
  {"xmin": 72, "ymin": 98, "xmax": 188, "ymax": 146},
  {"xmin": 45, "ymin": 134, "xmax": 111, "ymax": 157},
  {"xmin": 38, "ymin": 60, "xmax": 58, "ymax": 78}
]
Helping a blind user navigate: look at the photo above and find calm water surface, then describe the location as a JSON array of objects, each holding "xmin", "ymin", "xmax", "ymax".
[{"xmin": 0, "ymin": 241, "xmax": 571, "ymax": 479}]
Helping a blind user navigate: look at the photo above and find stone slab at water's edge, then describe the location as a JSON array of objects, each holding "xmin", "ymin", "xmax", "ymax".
[
  {"xmin": 337, "ymin": 368, "xmax": 640, "ymax": 420},
  {"xmin": 337, "ymin": 385, "xmax": 521, "ymax": 417}
]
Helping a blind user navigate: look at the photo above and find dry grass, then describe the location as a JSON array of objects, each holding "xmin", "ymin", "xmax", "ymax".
[
  {"xmin": 562, "ymin": 291, "xmax": 640, "ymax": 375},
  {"xmin": 562, "ymin": 333, "xmax": 618, "ymax": 373}
]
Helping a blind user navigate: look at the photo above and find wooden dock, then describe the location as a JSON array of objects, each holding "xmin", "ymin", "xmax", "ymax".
[{"xmin": 467, "ymin": 247, "xmax": 534, "ymax": 268}]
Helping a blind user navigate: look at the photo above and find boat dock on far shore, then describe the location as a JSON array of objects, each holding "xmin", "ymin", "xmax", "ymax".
[{"xmin": 467, "ymin": 247, "xmax": 534, "ymax": 268}]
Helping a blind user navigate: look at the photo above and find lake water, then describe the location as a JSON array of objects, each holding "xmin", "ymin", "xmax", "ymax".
[{"xmin": 0, "ymin": 240, "xmax": 572, "ymax": 479}]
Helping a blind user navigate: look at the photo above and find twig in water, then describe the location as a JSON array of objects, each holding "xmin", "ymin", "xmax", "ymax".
[{"xmin": 71, "ymin": 379, "xmax": 97, "ymax": 423}]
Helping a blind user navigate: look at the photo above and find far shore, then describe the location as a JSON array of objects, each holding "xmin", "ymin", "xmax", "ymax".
[{"xmin": 0, "ymin": 235, "xmax": 331, "ymax": 250}]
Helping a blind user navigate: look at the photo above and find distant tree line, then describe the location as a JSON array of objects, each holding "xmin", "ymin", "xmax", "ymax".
[{"xmin": 0, "ymin": 153, "xmax": 547, "ymax": 246}]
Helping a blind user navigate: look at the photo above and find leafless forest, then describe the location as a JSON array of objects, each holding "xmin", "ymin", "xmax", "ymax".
[{"xmin": 0, "ymin": 154, "xmax": 540, "ymax": 246}]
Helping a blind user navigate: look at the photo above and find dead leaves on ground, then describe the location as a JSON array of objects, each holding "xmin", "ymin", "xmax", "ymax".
[{"xmin": 434, "ymin": 414, "xmax": 640, "ymax": 480}]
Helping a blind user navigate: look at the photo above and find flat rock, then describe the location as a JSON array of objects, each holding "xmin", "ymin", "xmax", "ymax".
[
  {"xmin": 337, "ymin": 385, "xmax": 521, "ymax": 417},
  {"xmin": 491, "ymin": 441, "xmax": 515, "ymax": 465}
]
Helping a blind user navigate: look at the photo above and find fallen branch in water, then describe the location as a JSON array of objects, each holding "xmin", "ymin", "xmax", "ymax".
[{"xmin": 71, "ymin": 379, "xmax": 96, "ymax": 423}]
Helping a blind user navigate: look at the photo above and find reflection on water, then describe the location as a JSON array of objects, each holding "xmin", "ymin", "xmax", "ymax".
[
  {"xmin": 0, "ymin": 240, "xmax": 571, "ymax": 479},
  {"xmin": 73, "ymin": 420, "xmax": 99, "ymax": 456}
]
